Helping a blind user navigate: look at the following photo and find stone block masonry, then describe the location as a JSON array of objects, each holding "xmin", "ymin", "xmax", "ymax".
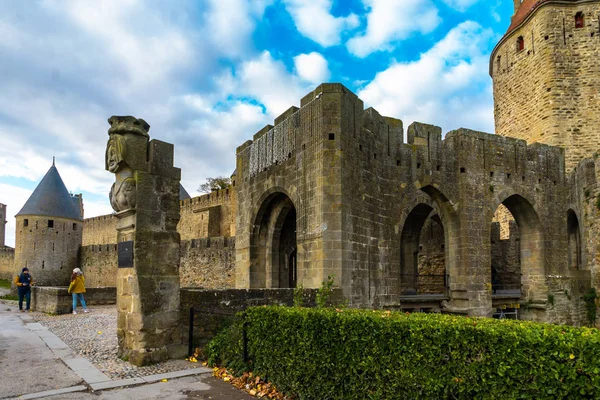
[
  {"xmin": 235, "ymin": 83, "xmax": 597, "ymax": 324},
  {"xmin": 491, "ymin": 1, "xmax": 600, "ymax": 172},
  {"xmin": 0, "ymin": 246, "xmax": 15, "ymax": 280},
  {"xmin": 105, "ymin": 116, "xmax": 184, "ymax": 366},
  {"xmin": 0, "ymin": 203, "xmax": 6, "ymax": 247},
  {"xmin": 180, "ymin": 237, "xmax": 235, "ymax": 289}
]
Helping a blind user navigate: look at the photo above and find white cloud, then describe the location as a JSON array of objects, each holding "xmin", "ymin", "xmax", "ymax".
[
  {"xmin": 203, "ymin": 0, "xmax": 274, "ymax": 58},
  {"xmin": 283, "ymin": 0, "xmax": 359, "ymax": 46},
  {"xmin": 236, "ymin": 51, "xmax": 309, "ymax": 116},
  {"xmin": 294, "ymin": 52, "xmax": 331, "ymax": 84},
  {"xmin": 347, "ymin": 0, "xmax": 441, "ymax": 57},
  {"xmin": 358, "ymin": 21, "xmax": 495, "ymax": 135}
]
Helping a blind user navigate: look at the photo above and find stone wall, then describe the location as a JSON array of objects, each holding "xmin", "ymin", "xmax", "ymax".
[
  {"xmin": 0, "ymin": 203, "xmax": 6, "ymax": 247},
  {"xmin": 79, "ymin": 238, "xmax": 236, "ymax": 290},
  {"xmin": 180, "ymin": 237, "xmax": 236, "ymax": 289},
  {"xmin": 82, "ymin": 214, "xmax": 117, "ymax": 246},
  {"xmin": 32, "ymin": 286, "xmax": 116, "ymax": 314},
  {"xmin": 180, "ymin": 288, "xmax": 326, "ymax": 350},
  {"xmin": 178, "ymin": 188, "xmax": 237, "ymax": 241},
  {"xmin": 80, "ymin": 244, "xmax": 118, "ymax": 288},
  {"xmin": 234, "ymin": 83, "xmax": 594, "ymax": 324},
  {"xmin": 491, "ymin": 2, "xmax": 600, "ymax": 172},
  {"xmin": 0, "ymin": 247, "xmax": 14, "ymax": 280}
]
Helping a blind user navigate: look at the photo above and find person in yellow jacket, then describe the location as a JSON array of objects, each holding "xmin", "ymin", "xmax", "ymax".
[{"xmin": 68, "ymin": 268, "xmax": 88, "ymax": 314}]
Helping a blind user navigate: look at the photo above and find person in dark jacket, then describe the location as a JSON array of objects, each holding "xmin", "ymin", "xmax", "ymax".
[{"xmin": 14, "ymin": 267, "xmax": 33, "ymax": 312}]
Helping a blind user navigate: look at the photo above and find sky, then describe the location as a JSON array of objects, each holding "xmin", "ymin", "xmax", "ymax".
[{"xmin": 0, "ymin": 0, "xmax": 513, "ymax": 247}]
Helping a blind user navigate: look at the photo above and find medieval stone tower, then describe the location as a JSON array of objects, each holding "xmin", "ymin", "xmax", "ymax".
[
  {"xmin": 14, "ymin": 160, "xmax": 83, "ymax": 286},
  {"xmin": 0, "ymin": 203, "xmax": 6, "ymax": 247},
  {"xmin": 490, "ymin": 0, "xmax": 600, "ymax": 171}
]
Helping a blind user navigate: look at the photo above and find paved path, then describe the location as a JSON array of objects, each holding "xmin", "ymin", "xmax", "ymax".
[{"xmin": 0, "ymin": 302, "xmax": 253, "ymax": 399}]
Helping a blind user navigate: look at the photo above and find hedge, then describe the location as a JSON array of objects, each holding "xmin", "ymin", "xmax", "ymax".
[{"xmin": 207, "ymin": 307, "xmax": 600, "ymax": 399}]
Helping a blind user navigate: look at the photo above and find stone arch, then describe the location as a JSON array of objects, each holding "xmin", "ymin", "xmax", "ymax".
[
  {"xmin": 490, "ymin": 192, "xmax": 545, "ymax": 300},
  {"xmin": 567, "ymin": 209, "xmax": 582, "ymax": 270},
  {"xmin": 398, "ymin": 186, "xmax": 459, "ymax": 296},
  {"xmin": 250, "ymin": 189, "xmax": 297, "ymax": 288}
]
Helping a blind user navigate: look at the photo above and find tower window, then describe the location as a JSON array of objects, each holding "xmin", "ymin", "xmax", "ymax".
[
  {"xmin": 516, "ymin": 36, "xmax": 525, "ymax": 52},
  {"xmin": 73, "ymin": 223, "xmax": 77, "ymax": 230},
  {"xmin": 23, "ymin": 219, "xmax": 28, "ymax": 227},
  {"xmin": 496, "ymin": 55, "xmax": 501, "ymax": 72},
  {"xmin": 48, "ymin": 219, "xmax": 54, "ymax": 228},
  {"xmin": 575, "ymin": 12, "xmax": 584, "ymax": 28}
]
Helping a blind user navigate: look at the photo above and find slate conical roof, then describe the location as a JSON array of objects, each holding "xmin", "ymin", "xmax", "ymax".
[
  {"xmin": 16, "ymin": 161, "xmax": 82, "ymax": 220},
  {"xmin": 179, "ymin": 184, "xmax": 191, "ymax": 200}
]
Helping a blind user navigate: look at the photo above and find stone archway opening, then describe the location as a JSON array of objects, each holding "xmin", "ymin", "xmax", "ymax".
[
  {"xmin": 567, "ymin": 209, "xmax": 581, "ymax": 270},
  {"xmin": 491, "ymin": 204, "xmax": 521, "ymax": 296},
  {"xmin": 491, "ymin": 195, "xmax": 545, "ymax": 300},
  {"xmin": 400, "ymin": 204, "xmax": 446, "ymax": 295},
  {"xmin": 250, "ymin": 193, "xmax": 297, "ymax": 288}
]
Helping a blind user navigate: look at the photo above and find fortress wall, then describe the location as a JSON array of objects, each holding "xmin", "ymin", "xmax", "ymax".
[
  {"xmin": 0, "ymin": 247, "xmax": 14, "ymax": 280},
  {"xmin": 80, "ymin": 244, "xmax": 118, "ymax": 288},
  {"xmin": 178, "ymin": 188, "xmax": 237, "ymax": 241},
  {"xmin": 82, "ymin": 214, "xmax": 117, "ymax": 246},
  {"xmin": 80, "ymin": 238, "xmax": 236, "ymax": 290},
  {"xmin": 492, "ymin": 2, "xmax": 600, "ymax": 171},
  {"xmin": 180, "ymin": 237, "xmax": 236, "ymax": 289}
]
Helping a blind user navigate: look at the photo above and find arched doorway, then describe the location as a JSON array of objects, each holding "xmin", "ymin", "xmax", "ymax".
[
  {"xmin": 250, "ymin": 192, "xmax": 297, "ymax": 288},
  {"xmin": 400, "ymin": 204, "xmax": 446, "ymax": 295},
  {"xmin": 567, "ymin": 210, "xmax": 581, "ymax": 270},
  {"xmin": 491, "ymin": 195, "xmax": 544, "ymax": 300}
]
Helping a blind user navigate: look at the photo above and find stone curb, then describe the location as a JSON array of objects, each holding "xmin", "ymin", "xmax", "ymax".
[
  {"xmin": 15, "ymin": 308, "xmax": 213, "ymax": 398},
  {"xmin": 17, "ymin": 385, "xmax": 88, "ymax": 400}
]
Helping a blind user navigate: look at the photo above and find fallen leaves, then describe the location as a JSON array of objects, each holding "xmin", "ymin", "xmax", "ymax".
[{"xmin": 212, "ymin": 367, "xmax": 293, "ymax": 399}]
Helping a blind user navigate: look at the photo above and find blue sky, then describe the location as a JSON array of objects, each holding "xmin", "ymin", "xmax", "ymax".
[{"xmin": 0, "ymin": 0, "xmax": 513, "ymax": 247}]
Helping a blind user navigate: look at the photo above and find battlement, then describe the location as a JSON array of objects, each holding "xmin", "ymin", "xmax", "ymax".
[
  {"xmin": 180, "ymin": 187, "xmax": 234, "ymax": 210},
  {"xmin": 182, "ymin": 236, "xmax": 235, "ymax": 250},
  {"xmin": 0, "ymin": 247, "xmax": 15, "ymax": 256},
  {"xmin": 84, "ymin": 214, "xmax": 116, "ymax": 224}
]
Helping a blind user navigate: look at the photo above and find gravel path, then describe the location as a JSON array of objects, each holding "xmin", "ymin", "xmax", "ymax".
[{"xmin": 30, "ymin": 305, "xmax": 200, "ymax": 380}]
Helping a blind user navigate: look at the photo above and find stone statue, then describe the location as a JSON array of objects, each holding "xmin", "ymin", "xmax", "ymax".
[{"xmin": 105, "ymin": 116, "xmax": 150, "ymax": 213}]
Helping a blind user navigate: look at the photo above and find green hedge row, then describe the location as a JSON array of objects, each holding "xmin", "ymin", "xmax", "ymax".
[{"xmin": 207, "ymin": 307, "xmax": 600, "ymax": 399}]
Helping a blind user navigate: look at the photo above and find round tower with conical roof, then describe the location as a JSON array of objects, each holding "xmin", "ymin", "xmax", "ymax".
[
  {"xmin": 490, "ymin": 0, "xmax": 600, "ymax": 172},
  {"xmin": 14, "ymin": 160, "xmax": 83, "ymax": 286}
]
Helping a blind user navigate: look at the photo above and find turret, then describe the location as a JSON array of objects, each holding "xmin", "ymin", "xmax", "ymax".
[
  {"xmin": 491, "ymin": 0, "xmax": 600, "ymax": 172},
  {"xmin": 14, "ymin": 160, "xmax": 83, "ymax": 286}
]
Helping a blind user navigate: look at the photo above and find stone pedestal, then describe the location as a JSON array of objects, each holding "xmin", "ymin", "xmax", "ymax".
[{"xmin": 106, "ymin": 116, "xmax": 184, "ymax": 366}]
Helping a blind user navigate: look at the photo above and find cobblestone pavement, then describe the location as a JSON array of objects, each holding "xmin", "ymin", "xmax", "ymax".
[{"xmin": 31, "ymin": 305, "xmax": 199, "ymax": 380}]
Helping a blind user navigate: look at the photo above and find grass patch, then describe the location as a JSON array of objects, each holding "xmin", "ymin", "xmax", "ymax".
[
  {"xmin": 0, "ymin": 279, "xmax": 11, "ymax": 289},
  {"xmin": 0, "ymin": 294, "xmax": 18, "ymax": 301}
]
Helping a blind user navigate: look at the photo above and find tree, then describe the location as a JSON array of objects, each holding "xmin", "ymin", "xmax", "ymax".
[{"xmin": 198, "ymin": 176, "xmax": 231, "ymax": 193}]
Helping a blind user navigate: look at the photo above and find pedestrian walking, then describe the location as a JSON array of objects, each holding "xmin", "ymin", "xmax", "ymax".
[
  {"xmin": 14, "ymin": 267, "xmax": 33, "ymax": 312},
  {"xmin": 68, "ymin": 268, "xmax": 88, "ymax": 314}
]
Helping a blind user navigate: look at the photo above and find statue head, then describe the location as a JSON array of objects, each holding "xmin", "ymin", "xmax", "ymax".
[{"xmin": 106, "ymin": 135, "xmax": 126, "ymax": 173}]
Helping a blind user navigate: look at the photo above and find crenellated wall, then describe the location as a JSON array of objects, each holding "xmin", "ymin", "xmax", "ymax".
[
  {"xmin": 180, "ymin": 237, "xmax": 236, "ymax": 289},
  {"xmin": 0, "ymin": 246, "xmax": 14, "ymax": 280},
  {"xmin": 178, "ymin": 188, "xmax": 237, "ymax": 241},
  {"xmin": 234, "ymin": 83, "xmax": 597, "ymax": 324},
  {"xmin": 82, "ymin": 214, "xmax": 117, "ymax": 246},
  {"xmin": 80, "ymin": 244, "xmax": 118, "ymax": 287}
]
